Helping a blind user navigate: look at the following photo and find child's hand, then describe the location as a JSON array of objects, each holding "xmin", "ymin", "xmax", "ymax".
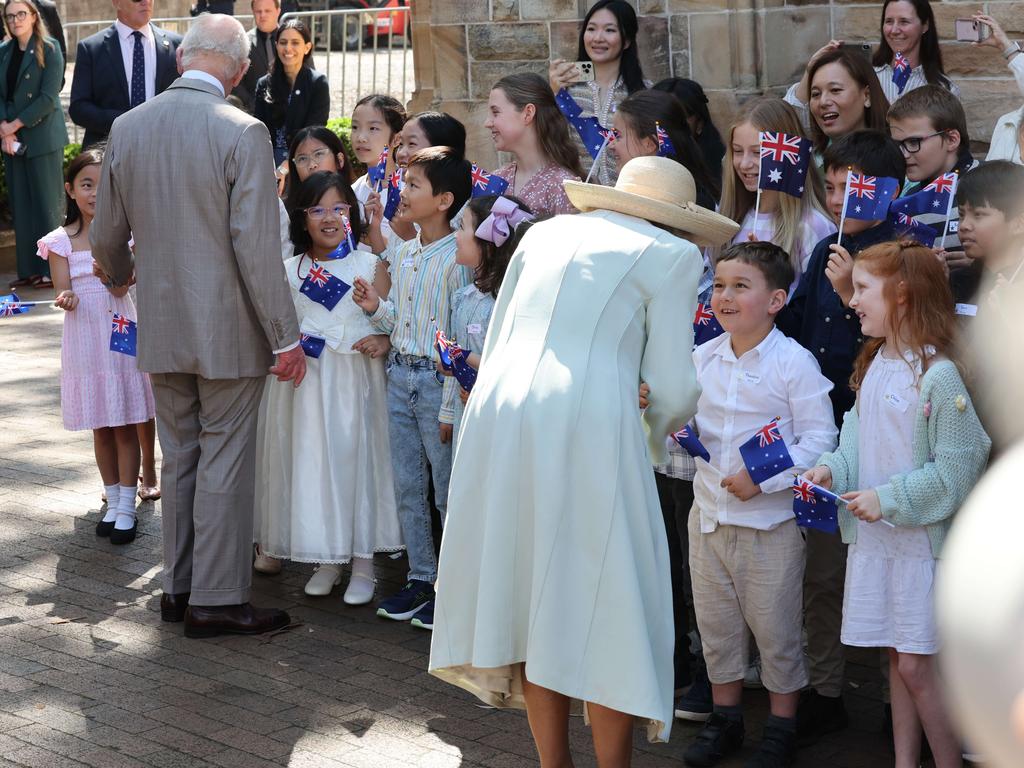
[
  {"xmin": 352, "ymin": 333, "xmax": 390, "ymax": 359},
  {"xmin": 54, "ymin": 290, "xmax": 78, "ymax": 311},
  {"xmin": 842, "ymin": 488, "xmax": 881, "ymax": 522},
  {"xmin": 721, "ymin": 468, "xmax": 761, "ymax": 501},
  {"xmin": 439, "ymin": 422, "xmax": 453, "ymax": 445},
  {"xmin": 638, "ymin": 382, "xmax": 650, "ymax": 410},
  {"xmin": 458, "ymin": 387, "xmax": 469, "ymax": 405},
  {"xmin": 365, "ymin": 191, "xmax": 384, "ymax": 231},
  {"xmin": 352, "ymin": 277, "xmax": 380, "ymax": 313},
  {"xmin": 803, "ymin": 465, "xmax": 833, "ymax": 489},
  {"xmin": 825, "ymin": 243, "xmax": 854, "ymax": 305},
  {"xmin": 436, "ymin": 358, "xmax": 452, "ymax": 376},
  {"xmin": 939, "ymin": 248, "xmax": 972, "ymax": 272}
]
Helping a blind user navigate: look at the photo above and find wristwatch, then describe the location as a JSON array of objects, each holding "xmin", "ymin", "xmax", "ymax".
[{"xmin": 1004, "ymin": 41, "xmax": 1022, "ymax": 60}]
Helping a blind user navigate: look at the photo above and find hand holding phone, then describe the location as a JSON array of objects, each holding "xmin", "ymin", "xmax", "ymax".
[
  {"xmin": 955, "ymin": 17, "xmax": 992, "ymax": 43},
  {"xmin": 571, "ymin": 61, "xmax": 595, "ymax": 83}
]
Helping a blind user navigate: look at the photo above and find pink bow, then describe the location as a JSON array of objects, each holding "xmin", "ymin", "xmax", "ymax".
[{"xmin": 474, "ymin": 196, "xmax": 533, "ymax": 247}]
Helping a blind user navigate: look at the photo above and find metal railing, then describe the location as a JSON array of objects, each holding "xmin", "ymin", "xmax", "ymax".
[{"xmin": 59, "ymin": 7, "xmax": 413, "ymax": 143}]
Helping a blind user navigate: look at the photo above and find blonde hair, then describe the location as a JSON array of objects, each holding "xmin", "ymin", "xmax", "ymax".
[
  {"xmin": 4, "ymin": 0, "xmax": 51, "ymax": 69},
  {"xmin": 717, "ymin": 97, "xmax": 829, "ymax": 272}
]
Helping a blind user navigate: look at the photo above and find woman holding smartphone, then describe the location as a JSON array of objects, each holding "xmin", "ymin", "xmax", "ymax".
[
  {"xmin": 548, "ymin": 0, "xmax": 648, "ymax": 186},
  {"xmin": 785, "ymin": 0, "xmax": 958, "ymax": 133},
  {"xmin": 973, "ymin": 12, "xmax": 1024, "ymax": 164}
]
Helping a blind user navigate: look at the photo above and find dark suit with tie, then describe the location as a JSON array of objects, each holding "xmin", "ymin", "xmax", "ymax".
[
  {"xmin": 231, "ymin": 26, "xmax": 277, "ymax": 113},
  {"xmin": 68, "ymin": 23, "xmax": 182, "ymax": 148},
  {"xmin": 253, "ymin": 66, "xmax": 330, "ymax": 165}
]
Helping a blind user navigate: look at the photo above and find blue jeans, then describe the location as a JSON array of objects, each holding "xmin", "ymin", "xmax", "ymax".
[{"xmin": 386, "ymin": 353, "xmax": 452, "ymax": 583}]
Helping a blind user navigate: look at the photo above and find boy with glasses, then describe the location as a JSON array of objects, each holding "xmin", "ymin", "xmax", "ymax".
[{"xmin": 888, "ymin": 85, "xmax": 979, "ymax": 268}]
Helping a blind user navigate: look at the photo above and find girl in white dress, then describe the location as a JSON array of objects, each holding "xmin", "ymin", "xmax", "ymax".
[
  {"xmin": 806, "ymin": 241, "xmax": 990, "ymax": 768},
  {"xmin": 255, "ymin": 172, "xmax": 403, "ymax": 604}
]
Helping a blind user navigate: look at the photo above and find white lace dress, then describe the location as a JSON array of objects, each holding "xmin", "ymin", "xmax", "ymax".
[
  {"xmin": 255, "ymin": 250, "xmax": 403, "ymax": 563},
  {"xmin": 841, "ymin": 348, "xmax": 938, "ymax": 653}
]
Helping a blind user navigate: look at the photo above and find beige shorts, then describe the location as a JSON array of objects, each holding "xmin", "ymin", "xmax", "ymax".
[{"xmin": 688, "ymin": 507, "xmax": 808, "ymax": 694}]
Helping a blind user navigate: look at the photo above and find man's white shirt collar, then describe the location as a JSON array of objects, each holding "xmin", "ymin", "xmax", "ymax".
[
  {"xmin": 182, "ymin": 69, "xmax": 226, "ymax": 97},
  {"xmin": 115, "ymin": 19, "xmax": 153, "ymax": 42}
]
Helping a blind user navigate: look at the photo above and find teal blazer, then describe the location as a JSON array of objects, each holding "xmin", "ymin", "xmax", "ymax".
[{"xmin": 0, "ymin": 35, "xmax": 68, "ymax": 157}]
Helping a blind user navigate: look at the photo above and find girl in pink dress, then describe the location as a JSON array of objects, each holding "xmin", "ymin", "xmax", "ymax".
[
  {"xmin": 485, "ymin": 73, "xmax": 583, "ymax": 218},
  {"xmin": 37, "ymin": 148, "xmax": 155, "ymax": 545}
]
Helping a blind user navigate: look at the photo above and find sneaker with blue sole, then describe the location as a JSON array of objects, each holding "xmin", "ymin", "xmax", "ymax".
[
  {"xmin": 376, "ymin": 580, "xmax": 434, "ymax": 621},
  {"xmin": 410, "ymin": 598, "xmax": 433, "ymax": 630},
  {"xmin": 675, "ymin": 668, "xmax": 713, "ymax": 722}
]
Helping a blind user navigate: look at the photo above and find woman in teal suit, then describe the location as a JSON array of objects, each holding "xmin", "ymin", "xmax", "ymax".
[{"xmin": 0, "ymin": 0, "xmax": 66, "ymax": 289}]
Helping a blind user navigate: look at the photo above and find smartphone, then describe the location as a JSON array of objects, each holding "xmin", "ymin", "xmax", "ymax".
[
  {"xmin": 839, "ymin": 42, "xmax": 872, "ymax": 61},
  {"xmin": 570, "ymin": 60, "xmax": 595, "ymax": 83},
  {"xmin": 954, "ymin": 18, "xmax": 992, "ymax": 42}
]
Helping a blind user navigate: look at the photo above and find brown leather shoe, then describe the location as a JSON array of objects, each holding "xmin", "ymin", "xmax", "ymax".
[
  {"xmin": 160, "ymin": 592, "xmax": 190, "ymax": 623},
  {"xmin": 183, "ymin": 603, "xmax": 290, "ymax": 639}
]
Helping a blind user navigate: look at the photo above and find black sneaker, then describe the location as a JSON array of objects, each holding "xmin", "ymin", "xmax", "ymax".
[
  {"xmin": 376, "ymin": 580, "xmax": 434, "ymax": 621},
  {"xmin": 795, "ymin": 689, "xmax": 849, "ymax": 747},
  {"xmin": 675, "ymin": 668, "xmax": 713, "ymax": 722},
  {"xmin": 684, "ymin": 712, "xmax": 744, "ymax": 767},
  {"xmin": 744, "ymin": 723, "xmax": 797, "ymax": 767}
]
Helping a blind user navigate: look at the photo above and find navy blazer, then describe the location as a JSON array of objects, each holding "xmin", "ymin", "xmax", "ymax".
[
  {"xmin": 253, "ymin": 66, "xmax": 330, "ymax": 157},
  {"xmin": 68, "ymin": 23, "xmax": 182, "ymax": 148}
]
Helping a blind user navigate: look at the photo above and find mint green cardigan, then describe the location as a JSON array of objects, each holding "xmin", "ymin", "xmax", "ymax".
[{"xmin": 818, "ymin": 360, "xmax": 990, "ymax": 557}]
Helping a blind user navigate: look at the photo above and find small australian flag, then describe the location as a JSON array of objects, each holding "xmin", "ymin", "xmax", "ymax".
[
  {"xmin": 109, "ymin": 313, "xmax": 137, "ymax": 356},
  {"xmin": 892, "ymin": 51, "xmax": 912, "ymax": 94},
  {"xmin": 672, "ymin": 425, "xmax": 710, "ymax": 462},
  {"xmin": 843, "ymin": 172, "xmax": 900, "ymax": 222},
  {"xmin": 384, "ymin": 169, "xmax": 403, "ymax": 220},
  {"xmin": 792, "ymin": 477, "xmax": 839, "ymax": 533},
  {"xmin": 300, "ymin": 263, "xmax": 351, "ymax": 311},
  {"xmin": 434, "ymin": 326, "xmax": 478, "ymax": 392},
  {"xmin": 655, "ymin": 123, "xmax": 676, "ymax": 158},
  {"xmin": 323, "ymin": 217, "xmax": 356, "ymax": 260},
  {"xmin": 891, "ymin": 212, "xmax": 938, "ymax": 247},
  {"xmin": 470, "ymin": 163, "xmax": 510, "ymax": 199},
  {"xmin": 738, "ymin": 417, "xmax": 794, "ymax": 485},
  {"xmin": 0, "ymin": 292, "xmax": 30, "ymax": 317},
  {"xmin": 890, "ymin": 172, "xmax": 957, "ymax": 218},
  {"xmin": 300, "ymin": 333, "xmax": 326, "ymax": 358},
  {"xmin": 758, "ymin": 131, "xmax": 811, "ymax": 198},
  {"xmin": 554, "ymin": 88, "xmax": 613, "ymax": 158},
  {"xmin": 693, "ymin": 302, "xmax": 725, "ymax": 347},
  {"xmin": 367, "ymin": 147, "xmax": 389, "ymax": 190}
]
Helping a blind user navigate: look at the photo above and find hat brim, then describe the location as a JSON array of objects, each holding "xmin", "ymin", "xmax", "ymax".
[{"xmin": 563, "ymin": 180, "xmax": 739, "ymax": 249}]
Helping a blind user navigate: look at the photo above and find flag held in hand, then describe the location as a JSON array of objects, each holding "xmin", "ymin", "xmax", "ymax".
[
  {"xmin": 300, "ymin": 263, "xmax": 351, "ymax": 311},
  {"xmin": 368, "ymin": 147, "xmax": 389, "ymax": 190},
  {"xmin": 554, "ymin": 88, "xmax": 613, "ymax": 159},
  {"xmin": 109, "ymin": 313, "xmax": 138, "ymax": 356},
  {"xmin": 738, "ymin": 417, "xmax": 795, "ymax": 485},
  {"xmin": 384, "ymin": 169, "xmax": 403, "ymax": 220},
  {"xmin": 792, "ymin": 477, "xmax": 840, "ymax": 533},
  {"xmin": 758, "ymin": 131, "xmax": 811, "ymax": 198},
  {"xmin": 843, "ymin": 172, "xmax": 900, "ymax": 222},
  {"xmin": 672, "ymin": 425, "xmax": 710, "ymax": 462},
  {"xmin": 434, "ymin": 325, "xmax": 478, "ymax": 392},
  {"xmin": 0, "ymin": 292, "xmax": 30, "ymax": 317}
]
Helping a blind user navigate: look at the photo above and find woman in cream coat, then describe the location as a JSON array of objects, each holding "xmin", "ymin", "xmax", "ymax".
[{"xmin": 429, "ymin": 157, "xmax": 739, "ymax": 765}]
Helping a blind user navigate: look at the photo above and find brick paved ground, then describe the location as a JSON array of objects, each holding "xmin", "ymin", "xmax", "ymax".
[{"xmin": 1, "ymin": 276, "xmax": 898, "ymax": 767}]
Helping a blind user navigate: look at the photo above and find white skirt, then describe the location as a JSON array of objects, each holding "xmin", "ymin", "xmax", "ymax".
[
  {"xmin": 841, "ymin": 520, "xmax": 938, "ymax": 654},
  {"xmin": 254, "ymin": 350, "xmax": 403, "ymax": 563}
]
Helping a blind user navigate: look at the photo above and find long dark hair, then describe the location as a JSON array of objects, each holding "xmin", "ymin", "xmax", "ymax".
[
  {"xmin": 872, "ymin": 0, "xmax": 951, "ymax": 90},
  {"xmin": 465, "ymin": 194, "xmax": 533, "ymax": 297},
  {"xmin": 268, "ymin": 19, "xmax": 313, "ymax": 125},
  {"xmin": 651, "ymin": 77, "xmax": 725, "ymax": 187},
  {"xmin": 408, "ymin": 111, "xmax": 467, "ymax": 159},
  {"xmin": 575, "ymin": 0, "xmax": 645, "ymax": 94},
  {"xmin": 288, "ymin": 171, "xmax": 363, "ymax": 254},
  {"xmin": 616, "ymin": 89, "xmax": 720, "ymax": 205},
  {"xmin": 63, "ymin": 148, "xmax": 104, "ymax": 237},
  {"xmin": 806, "ymin": 48, "xmax": 890, "ymax": 153},
  {"xmin": 283, "ymin": 126, "xmax": 354, "ymax": 210}
]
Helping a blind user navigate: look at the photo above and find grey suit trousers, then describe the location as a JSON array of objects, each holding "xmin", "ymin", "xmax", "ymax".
[{"xmin": 151, "ymin": 372, "xmax": 264, "ymax": 606}]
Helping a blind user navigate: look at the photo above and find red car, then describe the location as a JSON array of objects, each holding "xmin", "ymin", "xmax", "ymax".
[{"xmin": 301, "ymin": 0, "xmax": 411, "ymax": 51}]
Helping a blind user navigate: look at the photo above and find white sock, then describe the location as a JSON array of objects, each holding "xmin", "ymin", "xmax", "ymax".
[
  {"xmin": 351, "ymin": 556, "xmax": 374, "ymax": 580},
  {"xmin": 114, "ymin": 484, "xmax": 137, "ymax": 530},
  {"xmin": 102, "ymin": 484, "xmax": 120, "ymax": 523}
]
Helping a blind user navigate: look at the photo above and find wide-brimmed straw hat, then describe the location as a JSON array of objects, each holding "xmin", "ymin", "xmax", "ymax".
[{"xmin": 564, "ymin": 156, "xmax": 739, "ymax": 248}]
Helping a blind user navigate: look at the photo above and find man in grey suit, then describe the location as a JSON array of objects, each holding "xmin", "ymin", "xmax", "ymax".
[{"xmin": 91, "ymin": 14, "xmax": 306, "ymax": 639}]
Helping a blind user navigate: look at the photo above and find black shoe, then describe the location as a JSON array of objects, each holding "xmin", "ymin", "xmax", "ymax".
[
  {"xmin": 796, "ymin": 689, "xmax": 849, "ymax": 747},
  {"xmin": 745, "ymin": 723, "xmax": 797, "ymax": 767},
  {"xmin": 95, "ymin": 518, "xmax": 115, "ymax": 537},
  {"xmin": 109, "ymin": 519, "xmax": 138, "ymax": 545},
  {"xmin": 675, "ymin": 668, "xmax": 713, "ymax": 722},
  {"xmin": 684, "ymin": 712, "xmax": 744, "ymax": 767},
  {"xmin": 160, "ymin": 592, "xmax": 190, "ymax": 622}
]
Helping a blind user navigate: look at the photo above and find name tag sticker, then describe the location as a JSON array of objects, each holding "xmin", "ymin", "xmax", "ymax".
[
  {"xmin": 955, "ymin": 303, "xmax": 977, "ymax": 317},
  {"xmin": 401, "ymin": 258, "xmax": 414, "ymax": 268},
  {"xmin": 467, "ymin": 323, "xmax": 482, "ymax": 335},
  {"xmin": 741, "ymin": 371, "xmax": 762, "ymax": 385},
  {"xmin": 884, "ymin": 391, "xmax": 909, "ymax": 413},
  {"xmin": 948, "ymin": 220, "xmax": 959, "ymax": 233}
]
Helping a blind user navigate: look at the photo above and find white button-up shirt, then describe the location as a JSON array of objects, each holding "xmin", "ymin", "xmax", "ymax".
[
  {"xmin": 115, "ymin": 20, "xmax": 156, "ymax": 103},
  {"xmin": 692, "ymin": 327, "xmax": 838, "ymax": 534}
]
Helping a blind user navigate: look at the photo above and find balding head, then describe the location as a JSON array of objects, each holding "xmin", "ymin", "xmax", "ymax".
[{"xmin": 178, "ymin": 14, "xmax": 251, "ymax": 89}]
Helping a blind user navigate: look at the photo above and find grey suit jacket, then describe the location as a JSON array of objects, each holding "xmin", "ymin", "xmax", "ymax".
[{"xmin": 91, "ymin": 76, "xmax": 300, "ymax": 379}]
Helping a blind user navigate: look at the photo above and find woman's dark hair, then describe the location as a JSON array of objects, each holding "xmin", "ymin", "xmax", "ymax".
[
  {"xmin": 872, "ymin": 0, "xmax": 951, "ymax": 90},
  {"xmin": 806, "ymin": 48, "xmax": 890, "ymax": 153},
  {"xmin": 651, "ymin": 77, "xmax": 725, "ymax": 186},
  {"xmin": 63, "ymin": 147, "xmax": 104, "ymax": 237},
  {"xmin": 576, "ymin": 0, "xmax": 646, "ymax": 94},
  {"xmin": 354, "ymin": 93, "xmax": 407, "ymax": 139},
  {"xmin": 267, "ymin": 19, "xmax": 313, "ymax": 126},
  {"xmin": 465, "ymin": 194, "xmax": 534, "ymax": 297},
  {"xmin": 288, "ymin": 171, "xmax": 363, "ymax": 254},
  {"xmin": 407, "ymin": 111, "xmax": 467, "ymax": 159},
  {"xmin": 616, "ymin": 89, "xmax": 720, "ymax": 205},
  {"xmin": 283, "ymin": 126, "xmax": 354, "ymax": 210}
]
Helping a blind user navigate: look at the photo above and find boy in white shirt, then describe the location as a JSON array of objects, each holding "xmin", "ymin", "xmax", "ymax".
[{"xmin": 684, "ymin": 241, "xmax": 837, "ymax": 768}]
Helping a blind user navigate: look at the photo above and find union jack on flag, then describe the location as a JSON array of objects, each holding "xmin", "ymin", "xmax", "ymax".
[
  {"xmin": 757, "ymin": 131, "xmax": 811, "ymax": 197},
  {"xmin": 754, "ymin": 417, "xmax": 784, "ymax": 448},
  {"xmin": 308, "ymin": 264, "xmax": 330, "ymax": 287},
  {"xmin": 738, "ymin": 417, "xmax": 794, "ymax": 484},
  {"xmin": 792, "ymin": 477, "xmax": 839, "ymax": 532},
  {"xmin": 109, "ymin": 313, "xmax": 138, "ymax": 356},
  {"xmin": 383, "ymin": 168, "xmax": 403, "ymax": 220},
  {"xmin": 692, "ymin": 302, "xmax": 725, "ymax": 346},
  {"xmin": 470, "ymin": 163, "xmax": 510, "ymax": 198},
  {"xmin": 844, "ymin": 171, "xmax": 899, "ymax": 221},
  {"xmin": 893, "ymin": 51, "xmax": 912, "ymax": 94},
  {"xmin": 924, "ymin": 172, "xmax": 957, "ymax": 195},
  {"xmin": 299, "ymin": 262, "xmax": 351, "ymax": 311},
  {"xmin": 655, "ymin": 123, "xmax": 676, "ymax": 158},
  {"xmin": 760, "ymin": 132, "xmax": 803, "ymax": 165},
  {"xmin": 890, "ymin": 172, "xmax": 956, "ymax": 219},
  {"xmin": 368, "ymin": 147, "xmax": 389, "ymax": 189},
  {"xmin": 793, "ymin": 478, "xmax": 816, "ymax": 504}
]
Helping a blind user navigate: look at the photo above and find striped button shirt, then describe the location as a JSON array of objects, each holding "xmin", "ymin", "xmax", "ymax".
[{"xmin": 368, "ymin": 231, "xmax": 471, "ymax": 424}]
